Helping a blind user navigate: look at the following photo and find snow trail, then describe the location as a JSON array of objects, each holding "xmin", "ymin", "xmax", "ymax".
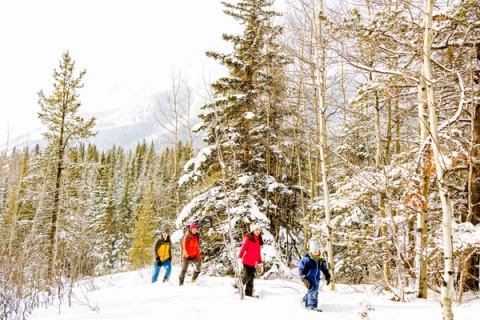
[{"xmin": 30, "ymin": 267, "xmax": 479, "ymax": 320}]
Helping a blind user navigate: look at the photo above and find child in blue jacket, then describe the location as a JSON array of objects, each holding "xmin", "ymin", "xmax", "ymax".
[{"xmin": 298, "ymin": 240, "xmax": 331, "ymax": 312}]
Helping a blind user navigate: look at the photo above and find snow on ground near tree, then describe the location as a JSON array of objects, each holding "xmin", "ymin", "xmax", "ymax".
[{"xmin": 30, "ymin": 267, "xmax": 479, "ymax": 320}]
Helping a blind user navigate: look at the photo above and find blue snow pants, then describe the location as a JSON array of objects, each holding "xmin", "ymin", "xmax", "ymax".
[
  {"xmin": 302, "ymin": 282, "xmax": 319, "ymax": 308},
  {"xmin": 151, "ymin": 259, "xmax": 172, "ymax": 283}
]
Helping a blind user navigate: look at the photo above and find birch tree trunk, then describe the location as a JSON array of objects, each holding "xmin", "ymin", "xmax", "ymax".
[
  {"xmin": 171, "ymin": 74, "xmax": 180, "ymax": 214},
  {"xmin": 422, "ymin": 0, "xmax": 454, "ymax": 318},
  {"xmin": 416, "ymin": 74, "xmax": 430, "ymax": 299},
  {"xmin": 292, "ymin": 37, "xmax": 309, "ymax": 252},
  {"xmin": 311, "ymin": 0, "xmax": 335, "ymax": 290}
]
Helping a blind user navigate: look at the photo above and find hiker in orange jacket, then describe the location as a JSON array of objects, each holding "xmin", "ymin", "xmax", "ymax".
[{"xmin": 178, "ymin": 223, "xmax": 201, "ymax": 285}]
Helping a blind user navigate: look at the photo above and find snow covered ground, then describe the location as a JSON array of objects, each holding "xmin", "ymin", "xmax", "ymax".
[{"xmin": 30, "ymin": 267, "xmax": 479, "ymax": 320}]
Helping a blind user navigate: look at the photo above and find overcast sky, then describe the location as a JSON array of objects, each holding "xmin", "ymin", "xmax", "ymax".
[{"xmin": 0, "ymin": 0, "xmax": 248, "ymax": 144}]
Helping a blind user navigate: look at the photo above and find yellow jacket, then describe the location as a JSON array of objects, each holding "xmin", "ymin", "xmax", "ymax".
[{"xmin": 154, "ymin": 238, "xmax": 172, "ymax": 262}]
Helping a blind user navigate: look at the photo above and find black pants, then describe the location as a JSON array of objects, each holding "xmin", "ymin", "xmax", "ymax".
[{"xmin": 242, "ymin": 264, "xmax": 256, "ymax": 296}]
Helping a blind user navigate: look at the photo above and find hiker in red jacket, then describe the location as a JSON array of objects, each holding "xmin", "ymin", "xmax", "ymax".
[
  {"xmin": 237, "ymin": 223, "xmax": 264, "ymax": 297},
  {"xmin": 179, "ymin": 222, "xmax": 201, "ymax": 286}
]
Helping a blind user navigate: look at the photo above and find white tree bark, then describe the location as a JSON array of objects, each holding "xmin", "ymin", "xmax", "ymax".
[
  {"xmin": 311, "ymin": 0, "xmax": 335, "ymax": 290},
  {"xmin": 422, "ymin": 0, "xmax": 454, "ymax": 318},
  {"xmin": 415, "ymin": 73, "xmax": 429, "ymax": 299}
]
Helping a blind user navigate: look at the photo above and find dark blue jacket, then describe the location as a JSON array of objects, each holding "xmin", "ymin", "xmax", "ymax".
[{"xmin": 299, "ymin": 254, "xmax": 331, "ymax": 288}]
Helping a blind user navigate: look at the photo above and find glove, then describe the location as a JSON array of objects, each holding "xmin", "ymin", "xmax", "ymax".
[
  {"xmin": 155, "ymin": 256, "xmax": 160, "ymax": 262},
  {"xmin": 157, "ymin": 260, "xmax": 162, "ymax": 267},
  {"xmin": 256, "ymin": 263, "xmax": 264, "ymax": 275},
  {"xmin": 302, "ymin": 277, "xmax": 311, "ymax": 289},
  {"xmin": 326, "ymin": 279, "xmax": 331, "ymax": 286}
]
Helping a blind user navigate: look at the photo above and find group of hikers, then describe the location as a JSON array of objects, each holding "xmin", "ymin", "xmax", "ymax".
[{"xmin": 151, "ymin": 222, "xmax": 331, "ymax": 312}]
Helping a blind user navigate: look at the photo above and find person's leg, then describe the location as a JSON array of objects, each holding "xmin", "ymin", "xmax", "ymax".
[
  {"xmin": 306, "ymin": 283, "xmax": 319, "ymax": 309},
  {"xmin": 163, "ymin": 260, "xmax": 172, "ymax": 281},
  {"xmin": 244, "ymin": 265, "xmax": 255, "ymax": 296},
  {"xmin": 151, "ymin": 262, "xmax": 160, "ymax": 283},
  {"xmin": 241, "ymin": 265, "xmax": 248, "ymax": 284},
  {"xmin": 179, "ymin": 258, "xmax": 190, "ymax": 285},
  {"xmin": 192, "ymin": 257, "xmax": 202, "ymax": 281}
]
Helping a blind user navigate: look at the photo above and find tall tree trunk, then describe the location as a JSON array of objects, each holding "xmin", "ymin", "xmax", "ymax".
[
  {"xmin": 373, "ymin": 78, "xmax": 392, "ymax": 287},
  {"xmin": 416, "ymin": 74, "xmax": 429, "ymax": 299},
  {"xmin": 465, "ymin": 50, "xmax": 480, "ymax": 289},
  {"xmin": 364, "ymin": 0, "xmax": 392, "ymax": 285},
  {"xmin": 172, "ymin": 76, "xmax": 180, "ymax": 214},
  {"xmin": 47, "ymin": 102, "xmax": 67, "ymax": 288},
  {"xmin": 311, "ymin": 0, "xmax": 335, "ymax": 290},
  {"xmin": 422, "ymin": 0, "xmax": 454, "ymax": 318},
  {"xmin": 294, "ymin": 51, "xmax": 309, "ymax": 253}
]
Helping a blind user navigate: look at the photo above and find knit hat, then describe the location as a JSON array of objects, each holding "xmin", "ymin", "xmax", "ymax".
[
  {"xmin": 309, "ymin": 240, "xmax": 321, "ymax": 254},
  {"xmin": 190, "ymin": 223, "xmax": 198, "ymax": 230},
  {"xmin": 250, "ymin": 222, "xmax": 262, "ymax": 232}
]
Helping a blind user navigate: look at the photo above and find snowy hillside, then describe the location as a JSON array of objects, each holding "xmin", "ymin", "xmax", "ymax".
[
  {"xmin": 3, "ymin": 99, "xmax": 199, "ymax": 151},
  {"xmin": 87, "ymin": 102, "xmax": 164, "ymax": 150},
  {"xmin": 30, "ymin": 267, "xmax": 479, "ymax": 320}
]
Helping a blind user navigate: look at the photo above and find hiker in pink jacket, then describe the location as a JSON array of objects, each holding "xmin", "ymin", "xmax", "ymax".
[{"xmin": 238, "ymin": 223, "xmax": 263, "ymax": 297}]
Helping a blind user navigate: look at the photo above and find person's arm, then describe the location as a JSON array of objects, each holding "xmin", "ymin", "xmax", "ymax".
[
  {"xmin": 183, "ymin": 235, "xmax": 189, "ymax": 258},
  {"xmin": 257, "ymin": 243, "xmax": 263, "ymax": 264},
  {"xmin": 153, "ymin": 240, "xmax": 161, "ymax": 260},
  {"xmin": 298, "ymin": 257, "xmax": 308, "ymax": 277},
  {"xmin": 238, "ymin": 236, "xmax": 249, "ymax": 259},
  {"xmin": 298, "ymin": 257, "xmax": 311, "ymax": 288},
  {"xmin": 320, "ymin": 260, "xmax": 331, "ymax": 284}
]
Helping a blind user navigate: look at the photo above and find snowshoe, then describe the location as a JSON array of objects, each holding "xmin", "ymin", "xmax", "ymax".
[{"xmin": 307, "ymin": 306, "xmax": 322, "ymax": 312}]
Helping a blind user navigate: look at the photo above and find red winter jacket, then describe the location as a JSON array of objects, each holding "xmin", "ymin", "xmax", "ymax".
[
  {"xmin": 238, "ymin": 234, "xmax": 262, "ymax": 267},
  {"xmin": 182, "ymin": 232, "xmax": 200, "ymax": 259}
]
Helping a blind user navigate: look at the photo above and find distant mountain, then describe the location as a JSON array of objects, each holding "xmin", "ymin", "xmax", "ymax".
[
  {"xmin": 88, "ymin": 101, "xmax": 164, "ymax": 150},
  {"xmin": 2, "ymin": 99, "xmax": 200, "ymax": 151}
]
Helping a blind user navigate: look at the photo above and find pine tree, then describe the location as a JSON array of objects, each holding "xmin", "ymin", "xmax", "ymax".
[
  {"xmin": 116, "ymin": 151, "xmax": 135, "ymax": 269},
  {"xmin": 129, "ymin": 183, "xmax": 155, "ymax": 269},
  {"xmin": 37, "ymin": 51, "xmax": 96, "ymax": 284},
  {"xmin": 179, "ymin": 0, "xmax": 293, "ymax": 273}
]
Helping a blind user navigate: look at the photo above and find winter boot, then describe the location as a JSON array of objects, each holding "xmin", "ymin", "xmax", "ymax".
[
  {"xmin": 179, "ymin": 277, "xmax": 184, "ymax": 286},
  {"xmin": 163, "ymin": 276, "xmax": 169, "ymax": 283},
  {"xmin": 192, "ymin": 271, "xmax": 200, "ymax": 282}
]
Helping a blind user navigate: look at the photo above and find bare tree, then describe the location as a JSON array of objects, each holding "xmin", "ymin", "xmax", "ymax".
[{"xmin": 154, "ymin": 71, "xmax": 195, "ymax": 210}]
